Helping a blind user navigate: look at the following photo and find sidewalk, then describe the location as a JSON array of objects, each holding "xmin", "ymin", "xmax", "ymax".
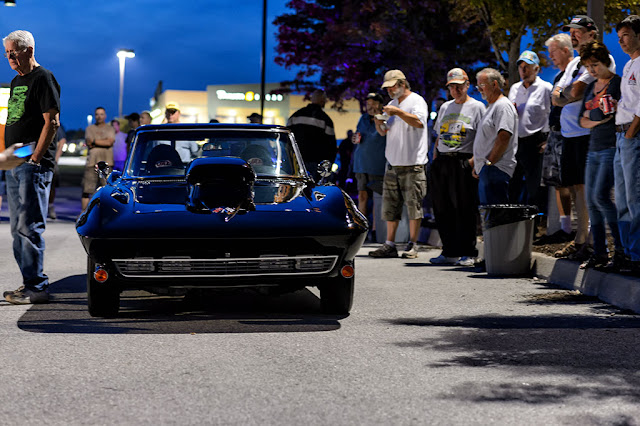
[{"xmin": 532, "ymin": 251, "xmax": 640, "ymax": 314}]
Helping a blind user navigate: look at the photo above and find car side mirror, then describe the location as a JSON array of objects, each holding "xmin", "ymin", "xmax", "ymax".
[
  {"xmin": 96, "ymin": 161, "xmax": 112, "ymax": 180},
  {"xmin": 316, "ymin": 160, "xmax": 332, "ymax": 184}
]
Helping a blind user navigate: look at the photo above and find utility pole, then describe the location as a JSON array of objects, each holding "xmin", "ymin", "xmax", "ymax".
[
  {"xmin": 587, "ymin": 0, "xmax": 605, "ymax": 41},
  {"xmin": 260, "ymin": 0, "xmax": 267, "ymax": 119}
]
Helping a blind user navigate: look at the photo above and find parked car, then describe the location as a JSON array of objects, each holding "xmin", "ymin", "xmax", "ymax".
[{"xmin": 76, "ymin": 123, "xmax": 368, "ymax": 317}]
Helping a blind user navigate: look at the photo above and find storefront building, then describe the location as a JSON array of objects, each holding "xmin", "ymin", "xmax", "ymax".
[{"xmin": 150, "ymin": 83, "xmax": 363, "ymax": 141}]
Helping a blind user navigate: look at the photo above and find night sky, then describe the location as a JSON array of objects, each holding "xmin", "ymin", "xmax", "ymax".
[
  {"xmin": 0, "ymin": 1, "xmax": 632, "ymax": 132},
  {"xmin": 0, "ymin": 0, "xmax": 298, "ymax": 131}
]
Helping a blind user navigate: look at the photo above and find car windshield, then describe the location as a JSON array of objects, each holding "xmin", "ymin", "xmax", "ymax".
[{"xmin": 126, "ymin": 129, "xmax": 303, "ymax": 178}]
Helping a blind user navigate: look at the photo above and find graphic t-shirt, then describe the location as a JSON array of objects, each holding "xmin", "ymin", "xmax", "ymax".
[
  {"xmin": 617, "ymin": 57, "xmax": 640, "ymax": 125},
  {"xmin": 435, "ymin": 98, "xmax": 486, "ymax": 154},
  {"xmin": 5, "ymin": 66, "xmax": 60, "ymax": 168}
]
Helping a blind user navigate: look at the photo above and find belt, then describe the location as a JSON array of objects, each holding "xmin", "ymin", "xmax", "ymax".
[
  {"xmin": 388, "ymin": 164, "xmax": 424, "ymax": 170},
  {"xmin": 616, "ymin": 123, "xmax": 632, "ymax": 133},
  {"xmin": 437, "ymin": 151, "xmax": 472, "ymax": 158}
]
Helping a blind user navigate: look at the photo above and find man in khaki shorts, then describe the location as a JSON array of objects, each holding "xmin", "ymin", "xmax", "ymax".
[
  {"xmin": 369, "ymin": 70, "xmax": 429, "ymax": 259},
  {"xmin": 81, "ymin": 106, "xmax": 115, "ymax": 210}
]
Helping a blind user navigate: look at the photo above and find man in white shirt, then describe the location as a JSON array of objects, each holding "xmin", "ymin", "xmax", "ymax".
[
  {"xmin": 508, "ymin": 50, "xmax": 553, "ymax": 205},
  {"xmin": 472, "ymin": 68, "xmax": 518, "ymax": 205},
  {"xmin": 551, "ymin": 15, "xmax": 616, "ymax": 261},
  {"xmin": 368, "ymin": 70, "xmax": 428, "ymax": 259},
  {"xmin": 614, "ymin": 15, "xmax": 640, "ymax": 274}
]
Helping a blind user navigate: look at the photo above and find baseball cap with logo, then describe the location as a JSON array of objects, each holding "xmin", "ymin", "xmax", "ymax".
[
  {"xmin": 517, "ymin": 50, "xmax": 540, "ymax": 66},
  {"xmin": 381, "ymin": 70, "xmax": 407, "ymax": 89},
  {"xmin": 446, "ymin": 68, "xmax": 469, "ymax": 85},
  {"xmin": 165, "ymin": 102, "xmax": 180, "ymax": 112},
  {"xmin": 562, "ymin": 15, "xmax": 598, "ymax": 32}
]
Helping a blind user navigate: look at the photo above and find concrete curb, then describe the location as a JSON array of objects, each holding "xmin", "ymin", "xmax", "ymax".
[{"xmin": 532, "ymin": 251, "xmax": 640, "ymax": 313}]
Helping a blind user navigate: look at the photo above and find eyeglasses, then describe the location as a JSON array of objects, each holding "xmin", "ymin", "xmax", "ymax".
[
  {"xmin": 165, "ymin": 109, "xmax": 178, "ymax": 115},
  {"xmin": 4, "ymin": 48, "xmax": 26, "ymax": 59},
  {"xmin": 477, "ymin": 83, "xmax": 488, "ymax": 89}
]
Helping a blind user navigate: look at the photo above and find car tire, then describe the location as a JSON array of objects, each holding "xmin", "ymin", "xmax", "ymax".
[
  {"xmin": 87, "ymin": 257, "xmax": 121, "ymax": 317},
  {"xmin": 320, "ymin": 275, "xmax": 354, "ymax": 314}
]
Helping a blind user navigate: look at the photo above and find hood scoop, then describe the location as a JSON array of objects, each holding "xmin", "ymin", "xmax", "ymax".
[{"xmin": 185, "ymin": 157, "xmax": 256, "ymax": 220}]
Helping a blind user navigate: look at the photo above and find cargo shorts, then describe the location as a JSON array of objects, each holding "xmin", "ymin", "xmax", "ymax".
[{"xmin": 381, "ymin": 164, "xmax": 427, "ymax": 221}]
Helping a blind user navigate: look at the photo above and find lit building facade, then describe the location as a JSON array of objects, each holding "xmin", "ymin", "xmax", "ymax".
[{"xmin": 150, "ymin": 83, "xmax": 363, "ymax": 141}]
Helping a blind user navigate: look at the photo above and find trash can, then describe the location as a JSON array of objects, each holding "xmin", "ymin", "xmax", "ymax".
[{"xmin": 479, "ymin": 205, "xmax": 538, "ymax": 275}]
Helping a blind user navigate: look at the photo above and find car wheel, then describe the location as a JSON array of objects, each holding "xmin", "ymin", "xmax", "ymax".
[
  {"xmin": 320, "ymin": 275, "xmax": 354, "ymax": 314},
  {"xmin": 87, "ymin": 257, "xmax": 120, "ymax": 317}
]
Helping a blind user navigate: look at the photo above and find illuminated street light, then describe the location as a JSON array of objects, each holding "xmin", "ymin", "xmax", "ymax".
[{"xmin": 117, "ymin": 49, "xmax": 135, "ymax": 118}]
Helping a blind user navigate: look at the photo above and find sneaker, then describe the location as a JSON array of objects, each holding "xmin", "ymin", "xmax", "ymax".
[
  {"xmin": 455, "ymin": 256, "xmax": 475, "ymax": 267},
  {"xmin": 569, "ymin": 243, "xmax": 593, "ymax": 262},
  {"xmin": 554, "ymin": 241, "xmax": 578, "ymax": 258},
  {"xmin": 48, "ymin": 204, "xmax": 57, "ymax": 220},
  {"xmin": 368, "ymin": 243, "xmax": 398, "ymax": 258},
  {"xmin": 3, "ymin": 285, "xmax": 24, "ymax": 298},
  {"xmin": 580, "ymin": 254, "xmax": 609, "ymax": 270},
  {"xmin": 430, "ymin": 254, "xmax": 460, "ymax": 265},
  {"xmin": 5, "ymin": 288, "xmax": 49, "ymax": 305},
  {"xmin": 401, "ymin": 242, "xmax": 419, "ymax": 259}
]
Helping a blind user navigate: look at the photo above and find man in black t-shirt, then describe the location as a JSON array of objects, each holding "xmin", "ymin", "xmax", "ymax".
[{"xmin": 2, "ymin": 30, "xmax": 60, "ymax": 305}]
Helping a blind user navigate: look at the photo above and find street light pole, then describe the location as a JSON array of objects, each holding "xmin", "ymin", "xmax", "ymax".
[
  {"xmin": 260, "ymin": 0, "xmax": 267, "ymax": 119},
  {"xmin": 117, "ymin": 49, "xmax": 135, "ymax": 118}
]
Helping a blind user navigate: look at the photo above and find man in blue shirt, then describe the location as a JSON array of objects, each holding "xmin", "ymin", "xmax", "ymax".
[{"xmin": 353, "ymin": 93, "xmax": 387, "ymax": 240}]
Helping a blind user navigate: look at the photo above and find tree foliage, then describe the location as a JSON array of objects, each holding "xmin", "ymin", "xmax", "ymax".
[
  {"xmin": 273, "ymin": 0, "xmax": 495, "ymax": 108},
  {"xmin": 449, "ymin": 0, "xmax": 640, "ymax": 86}
]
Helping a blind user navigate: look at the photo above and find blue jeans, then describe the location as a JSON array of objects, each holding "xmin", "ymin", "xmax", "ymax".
[
  {"xmin": 585, "ymin": 148, "xmax": 621, "ymax": 257},
  {"xmin": 478, "ymin": 165, "xmax": 510, "ymax": 205},
  {"xmin": 614, "ymin": 132, "xmax": 640, "ymax": 261},
  {"xmin": 5, "ymin": 162, "xmax": 53, "ymax": 291}
]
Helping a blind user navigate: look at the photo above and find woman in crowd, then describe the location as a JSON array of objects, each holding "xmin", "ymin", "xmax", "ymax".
[{"xmin": 578, "ymin": 40, "xmax": 624, "ymax": 269}]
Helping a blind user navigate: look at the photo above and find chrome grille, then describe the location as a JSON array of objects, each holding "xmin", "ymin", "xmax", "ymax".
[{"xmin": 112, "ymin": 255, "xmax": 338, "ymax": 278}]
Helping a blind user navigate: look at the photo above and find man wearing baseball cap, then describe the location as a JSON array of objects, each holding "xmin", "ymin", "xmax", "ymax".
[
  {"xmin": 429, "ymin": 68, "xmax": 486, "ymax": 266},
  {"xmin": 508, "ymin": 50, "xmax": 553, "ymax": 207},
  {"xmin": 368, "ymin": 69, "xmax": 428, "ymax": 259},
  {"xmin": 551, "ymin": 15, "xmax": 617, "ymax": 261},
  {"xmin": 163, "ymin": 101, "xmax": 199, "ymax": 163}
]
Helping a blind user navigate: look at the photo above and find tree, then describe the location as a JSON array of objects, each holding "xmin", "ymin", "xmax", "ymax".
[
  {"xmin": 273, "ymin": 0, "xmax": 495, "ymax": 109},
  {"xmin": 449, "ymin": 0, "xmax": 640, "ymax": 86}
]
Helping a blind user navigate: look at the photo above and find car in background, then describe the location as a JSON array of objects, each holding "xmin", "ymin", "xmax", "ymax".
[{"xmin": 76, "ymin": 123, "xmax": 368, "ymax": 317}]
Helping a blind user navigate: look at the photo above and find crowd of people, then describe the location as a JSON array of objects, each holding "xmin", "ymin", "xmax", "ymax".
[
  {"xmin": 3, "ymin": 14, "xmax": 640, "ymax": 306},
  {"xmin": 318, "ymin": 14, "xmax": 640, "ymax": 277}
]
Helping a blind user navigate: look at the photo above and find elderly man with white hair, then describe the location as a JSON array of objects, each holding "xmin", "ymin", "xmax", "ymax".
[
  {"xmin": 2, "ymin": 29, "xmax": 60, "ymax": 305},
  {"xmin": 472, "ymin": 68, "xmax": 518, "ymax": 205}
]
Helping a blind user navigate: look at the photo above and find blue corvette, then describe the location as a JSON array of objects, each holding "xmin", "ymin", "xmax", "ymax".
[{"xmin": 76, "ymin": 124, "xmax": 368, "ymax": 317}]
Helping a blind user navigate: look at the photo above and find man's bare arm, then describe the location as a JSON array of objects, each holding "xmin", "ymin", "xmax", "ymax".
[
  {"xmin": 486, "ymin": 129, "xmax": 512, "ymax": 163},
  {"xmin": 31, "ymin": 108, "xmax": 59, "ymax": 163}
]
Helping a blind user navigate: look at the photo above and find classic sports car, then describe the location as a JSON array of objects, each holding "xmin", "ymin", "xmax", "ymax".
[{"xmin": 76, "ymin": 124, "xmax": 368, "ymax": 317}]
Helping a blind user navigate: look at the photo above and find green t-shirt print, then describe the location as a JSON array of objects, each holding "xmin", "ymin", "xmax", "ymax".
[{"xmin": 6, "ymin": 85, "xmax": 28, "ymax": 126}]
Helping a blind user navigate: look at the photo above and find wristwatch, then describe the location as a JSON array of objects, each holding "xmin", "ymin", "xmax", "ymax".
[
  {"xmin": 486, "ymin": 160, "xmax": 493, "ymax": 166},
  {"xmin": 26, "ymin": 159, "xmax": 40, "ymax": 166}
]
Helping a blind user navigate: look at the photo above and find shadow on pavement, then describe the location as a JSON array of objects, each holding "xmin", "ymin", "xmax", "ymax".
[
  {"xmin": 384, "ymin": 295, "xmax": 640, "ymax": 405},
  {"xmin": 16, "ymin": 274, "xmax": 343, "ymax": 334}
]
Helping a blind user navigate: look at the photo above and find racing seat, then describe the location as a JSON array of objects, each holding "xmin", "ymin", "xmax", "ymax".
[
  {"xmin": 144, "ymin": 144, "xmax": 184, "ymax": 175},
  {"xmin": 240, "ymin": 145, "xmax": 273, "ymax": 173}
]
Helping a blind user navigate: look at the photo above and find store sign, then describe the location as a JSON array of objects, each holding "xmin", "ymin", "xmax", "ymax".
[{"xmin": 216, "ymin": 90, "xmax": 284, "ymax": 102}]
